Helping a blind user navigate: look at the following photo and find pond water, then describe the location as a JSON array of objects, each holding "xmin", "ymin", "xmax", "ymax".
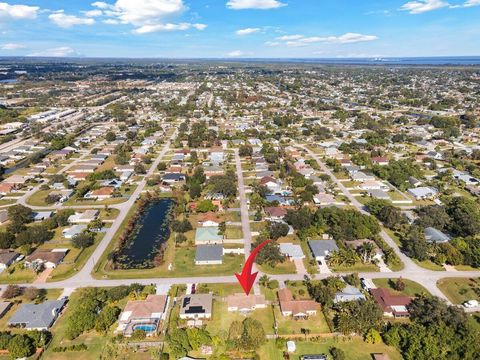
[{"xmin": 116, "ymin": 198, "xmax": 174, "ymax": 269}]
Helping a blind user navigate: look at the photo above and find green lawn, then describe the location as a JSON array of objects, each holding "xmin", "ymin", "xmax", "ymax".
[
  {"xmin": 258, "ymin": 260, "xmax": 297, "ymax": 275},
  {"xmin": 437, "ymin": 277, "xmax": 480, "ymax": 304},
  {"xmin": 274, "ymin": 306, "xmax": 330, "ymax": 335},
  {"xmin": 258, "ymin": 337, "xmax": 403, "ymax": 360},
  {"xmin": 373, "ymin": 278, "xmax": 430, "ymax": 297},
  {"xmin": 413, "ymin": 259, "xmax": 445, "ymax": 271},
  {"xmin": 196, "ymin": 283, "xmax": 244, "ymax": 297},
  {"xmin": 330, "ymin": 262, "xmax": 379, "ymax": 273},
  {"xmin": 0, "ymin": 262, "xmax": 36, "ymax": 284},
  {"xmin": 225, "ymin": 226, "xmax": 243, "ymax": 239},
  {"xmin": 173, "ymin": 248, "xmax": 244, "ymax": 277},
  {"xmin": 206, "ymin": 301, "xmax": 275, "ymax": 337},
  {"xmin": 26, "ymin": 189, "xmax": 53, "ymax": 207}
]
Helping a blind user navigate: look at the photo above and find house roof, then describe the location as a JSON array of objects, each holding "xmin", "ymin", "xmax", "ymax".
[
  {"xmin": 334, "ymin": 285, "xmax": 366, "ymax": 303},
  {"xmin": 425, "ymin": 227, "xmax": 450, "ymax": 243},
  {"xmin": 279, "ymin": 243, "xmax": 304, "ymax": 259},
  {"xmin": 91, "ymin": 187, "xmax": 114, "ymax": 196},
  {"xmin": 277, "ymin": 288, "xmax": 317, "ymax": 315},
  {"xmin": 195, "ymin": 227, "xmax": 223, "ymax": 242},
  {"xmin": 226, "ymin": 293, "xmax": 266, "ymax": 310},
  {"xmin": 121, "ymin": 295, "xmax": 168, "ymax": 321},
  {"xmin": 195, "ymin": 245, "xmax": 223, "ymax": 262},
  {"xmin": 198, "ymin": 212, "xmax": 222, "ymax": 224},
  {"xmin": 370, "ymin": 288, "xmax": 411, "ymax": 316},
  {"xmin": 8, "ymin": 299, "xmax": 66, "ymax": 329},
  {"xmin": 264, "ymin": 207, "xmax": 288, "ymax": 218},
  {"xmin": 26, "ymin": 249, "xmax": 67, "ymax": 265},
  {"xmin": 179, "ymin": 293, "xmax": 213, "ymax": 316},
  {"xmin": 0, "ymin": 251, "xmax": 18, "ymax": 265},
  {"xmin": 308, "ymin": 240, "xmax": 339, "ymax": 258}
]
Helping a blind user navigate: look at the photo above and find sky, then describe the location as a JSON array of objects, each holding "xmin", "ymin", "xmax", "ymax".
[{"xmin": 0, "ymin": 0, "xmax": 479, "ymax": 58}]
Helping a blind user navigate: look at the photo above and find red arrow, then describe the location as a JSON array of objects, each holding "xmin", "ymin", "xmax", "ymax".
[{"xmin": 235, "ymin": 239, "xmax": 272, "ymax": 295}]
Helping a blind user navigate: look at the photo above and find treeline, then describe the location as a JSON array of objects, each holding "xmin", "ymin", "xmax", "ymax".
[{"xmin": 0, "ymin": 330, "xmax": 50, "ymax": 359}]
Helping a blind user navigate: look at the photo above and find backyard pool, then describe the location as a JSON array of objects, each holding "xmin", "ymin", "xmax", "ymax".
[{"xmin": 133, "ymin": 324, "xmax": 157, "ymax": 332}]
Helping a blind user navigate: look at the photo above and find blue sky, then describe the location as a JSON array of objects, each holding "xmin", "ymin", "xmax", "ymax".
[{"xmin": 0, "ymin": 0, "xmax": 479, "ymax": 58}]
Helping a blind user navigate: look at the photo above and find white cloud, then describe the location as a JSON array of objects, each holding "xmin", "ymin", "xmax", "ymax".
[
  {"xmin": 462, "ymin": 0, "xmax": 480, "ymax": 7},
  {"xmin": 236, "ymin": 27, "xmax": 261, "ymax": 35},
  {"xmin": 114, "ymin": 0, "xmax": 186, "ymax": 26},
  {"xmin": 95, "ymin": 0, "xmax": 206, "ymax": 34},
  {"xmin": 276, "ymin": 34, "xmax": 303, "ymax": 41},
  {"xmin": 0, "ymin": 2, "xmax": 39, "ymax": 20},
  {"xmin": 227, "ymin": 0, "xmax": 286, "ymax": 10},
  {"xmin": 134, "ymin": 22, "xmax": 206, "ymax": 34},
  {"xmin": 226, "ymin": 50, "xmax": 245, "ymax": 57},
  {"xmin": 49, "ymin": 12, "xmax": 95, "ymax": 28},
  {"xmin": 91, "ymin": 1, "xmax": 112, "ymax": 9},
  {"xmin": 83, "ymin": 9, "xmax": 103, "ymax": 17},
  {"xmin": 265, "ymin": 41, "xmax": 280, "ymax": 46},
  {"xmin": 278, "ymin": 32, "xmax": 378, "ymax": 47},
  {"xmin": 400, "ymin": 0, "xmax": 449, "ymax": 14},
  {"xmin": 28, "ymin": 46, "xmax": 77, "ymax": 57},
  {"xmin": 1, "ymin": 43, "xmax": 25, "ymax": 50}
]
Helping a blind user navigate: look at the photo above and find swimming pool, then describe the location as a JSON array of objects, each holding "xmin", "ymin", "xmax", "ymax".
[{"xmin": 133, "ymin": 324, "xmax": 157, "ymax": 332}]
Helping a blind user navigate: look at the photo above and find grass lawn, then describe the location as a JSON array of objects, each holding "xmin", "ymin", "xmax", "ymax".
[
  {"xmin": 26, "ymin": 189, "xmax": 53, "ymax": 207},
  {"xmin": 413, "ymin": 259, "xmax": 445, "ymax": 271},
  {"xmin": 258, "ymin": 337, "xmax": 403, "ymax": 360},
  {"xmin": 330, "ymin": 262, "xmax": 379, "ymax": 273},
  {"xmin": 437, "ymin": 277, "xmax": 480, "ymax": 304},
  {"xmin": 225, "ymin": 225, "xmax": 243, "ymax": 239},
  {"xmin": 0, "ymin": 262, "xmax": 36, "ymax": 284},
  {"xmin": 373, "ymin": 278, "xmax": 430, "ymax": 297},
  {"xmin": 173, "ymin": 248, "xmax": 244, "ymax": 277},
  {"xmin": 206, "ymin": 301, "xmax": 275, "ymax": 337},
  {"xmin": 196, "ymin": 283, "xmax": 244, "ymax": 297},
  {"xmin": 274, "ymin": 306, "xmax": 330, "ymax": 335},
  {"xmin": 258, "ymin": 260, "xmax": 297, "ymax": 275}
]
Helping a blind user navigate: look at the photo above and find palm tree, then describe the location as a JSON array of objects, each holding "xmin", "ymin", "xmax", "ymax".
[
  {"xmin": 259, "ymin": 274, "xmax": 270, "ymax": 287},
  {"xmin": 358, "ymin": 242, "xmax": 376, "ymax": 264}
]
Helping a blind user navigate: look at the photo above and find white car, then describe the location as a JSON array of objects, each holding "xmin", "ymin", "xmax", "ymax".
[{"xmin": 463, "ymin": 300, "xmax": 479, "ymax": 308}]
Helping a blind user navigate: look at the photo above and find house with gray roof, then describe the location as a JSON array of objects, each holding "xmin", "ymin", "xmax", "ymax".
[
  {"xmin": 334, "ymin": 285, "xmax": 366, "ymax": 303},
  {"xmin": 195, "ymin": 245, "xmax": 223, "ymax": 265},
  {"xmin": 8, "ymin": 298, "xmax": 67, "ymax": 330},
  {"xmin": 425, "ymin": 227, "xmax": 450, "ymax": 243},
  {"xmin": 308, "ymin": 240, "xmax": 339, "ymax": 263},
  {"xmin": 407, "ymin": 187, "xmax": 438, "ymax": 200},
  {"xmin": 279, "ymin": 243, "xmax": 305, "ymax": 260}
]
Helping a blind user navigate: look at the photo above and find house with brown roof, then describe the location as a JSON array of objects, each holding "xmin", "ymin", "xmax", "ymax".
[
  {"xmin": 0, "ymin": 182, "xmax": 16, "ymax": 195},
  {"xmin": 198, "ymin": 212, "xmax": 222, "ymax": 227},
  {"xmin": 117, "ymin": 295, "xmax": 169, "ymax": 336},
  {"xmin": 277, "ymin": 288, "xmax": 318, "ymax": 319},
  {"xmin": 226, "ymin": 293, "xmax": 267, "ymax": 313},
  {"xmin": 85, "ymin": 187, "xmax": 114, "ymax": 200},
  {"xmin": 264, "ymin": 207, "xmax": 288, "ymax": 221},
  {"xmin": 370, "ymin": 288, "xmax": 412, "ymax": 318},
  {"xmin": 25, "ymin": 249, "xmax": 68, "ymax": 269}
]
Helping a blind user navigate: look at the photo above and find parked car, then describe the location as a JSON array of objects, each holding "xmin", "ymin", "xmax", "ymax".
[{"xmin": 464, "ymin": 300, "xmax": 479, "ymax": 308}]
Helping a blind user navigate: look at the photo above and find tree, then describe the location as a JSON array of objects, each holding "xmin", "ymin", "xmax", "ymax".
[
  {"xmin": 394, "ymin": 277, "xmax": 406, "ymax": 292},
  {"xmin": 239, "ymin": 144, "xmax": 253, "ymax": 157},
  {"xmin": 23, "ymin": 287, "xmax": 41, "ymax": 301},
  {"xmin": 7, "ymin": 334, "xmax": 35, "ymax": 359},
  {"xmin": 344, "ymin": 272, "xmax": 361, "ymax": 287},
  {"xmin": 401, "ymin": 226, "xmax": 429, "ymax": 261},
  {"xmin": 254, "ymin": 238, "xmax": 285, "ymax": 267},
  {"xmin": 171, "ymin": 219, "xmax": 193, "ymax": 233},
  {"xmin": 196, "ymin": 200, "xmax": 217, "ymax": 213},
  {"xmin": 414, "ymin": 205, "xmax": 450, "ymax": 231},
  {"xmin": 240, "ymin": 318, "xmax": 266, "ymax": 350},
  {"xmin": 259, "ymin": 274, "xmax": 270, "ymax": 287},
  {"xmin": 284, "ymin": 207, "xmax": 313, "ymax": 230},
  {"xmin": 95, "ymin": 306, "xmax": 121, "ymax": 333},
  {"xmin": 71, "ymin": 232, "xmax": 95, "ymax": 249},
  {"xmin": 7, "ymin": 204, "xmax": 33, "ymax": 233},
  {"xmin": 446, "ymin": 197, "xmax": 480, "ymax": 237},
  {"xmin": 267, "ymin": 221, "xmax": 289, "ymax": 240},
  {"xmin": 364, "ymin": 328, "xmax": 381, "ymax": 344},
  {"xmin": 189, "ymin": 183, "xmax": 201, "ymax": 199},
  {"xmin": 0, "ymin": 232, "xmax": 15, "ymax": 249},
  {"xmin": 2, "ymin": 284, "xmax": 22, "ymax": 299},
  {"xmin": 330, "ymin": 347, "xmax": 346, "ymax": 360},
  {"xmin": 15, "ymin": 225, "xmax": 54, "ymax": 247},
  {"xmin": 105, "ymin": 131, "xmax": 116, "ymax": 142},
  {"xmin": 134, "ymin": 163, "xmax": 146, "ymax": 174},
  {"xmin": 335, "ymin": 300, "xmax": 382, "ymax": 335},
  {"xmin": 157, "ymin": 162, "xmax": 167, "ymax": 171}
]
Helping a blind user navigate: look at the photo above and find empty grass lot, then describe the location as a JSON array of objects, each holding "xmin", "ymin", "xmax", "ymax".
[
  {"xmin": 258, "ymin": 338, "xmax": 403, "ymax": 360},
  {"xmin": 373, "ymin": 278, "xmax": 430, "ymax": 297},
  {"xmin": 437, "ymin": 277, "xmax": 480, "ymax": 304}
]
